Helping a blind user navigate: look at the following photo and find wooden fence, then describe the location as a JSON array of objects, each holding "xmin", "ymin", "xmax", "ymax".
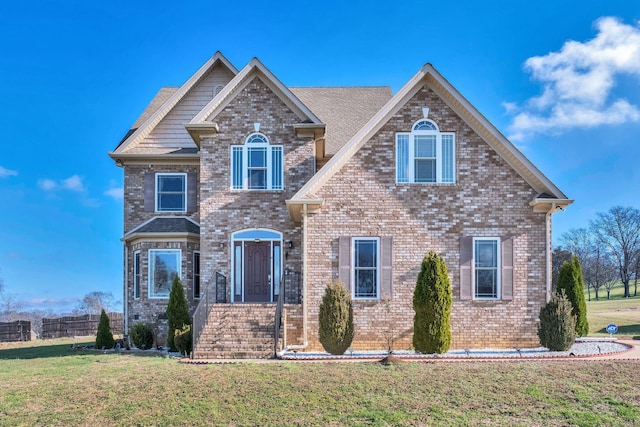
[
  {"xmin": 41, "ymin": 313, "xmax": 124, "ymax": 339},
  {"xmin": 0, "ymin": 320, "xmax": 32, "ymax": 342}
]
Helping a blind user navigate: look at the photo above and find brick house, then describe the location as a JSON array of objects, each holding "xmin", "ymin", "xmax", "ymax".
[{"xmin": 109, "ymin": 52, "xmax": 571, "ymax": 358}]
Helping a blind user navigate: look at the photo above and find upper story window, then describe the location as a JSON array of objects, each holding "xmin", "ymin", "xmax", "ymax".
[
  {"xmin": 231, "ymin": 132, "xmax": 283, "ymax": 190},
  {"xmin": 156, "ymin": 173, "xmax": 187, "ymax": 212},
  {"xmin": 396, "ymin": 119, "xmax": 455, "ymax": 184}
]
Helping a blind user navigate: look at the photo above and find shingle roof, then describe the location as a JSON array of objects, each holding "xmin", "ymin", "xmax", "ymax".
[
  {"xmin": 133, "ymin": 218, "xmax": 200, "ymax": 234},
  {"xmin": 290, "ymin": 87, "xmax": 392, "ymax": 155}
]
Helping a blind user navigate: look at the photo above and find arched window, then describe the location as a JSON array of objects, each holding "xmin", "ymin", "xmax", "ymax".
[
  {"xmin": 231, "ymin": 132, "xmax": 283, "ymax": 190},
  {"xmin": 396, "ymin": 119, "xmax": 455, "ymax": 183}
]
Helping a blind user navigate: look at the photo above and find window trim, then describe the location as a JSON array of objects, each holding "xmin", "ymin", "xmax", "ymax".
[
  {"xmin": 396, "ymin": 119, "xmax": 455, "ymax": 184},
  {"xmin": 133, "ymin": 250, "xmax": 141, "ymax": 300},
  {"xmin": 230, "ymin": 132, "xmax": 284, "ymax": 191},
  {"xmin": 472, "ymin": 237, "xmax": 501, "ymax": 300},
  {"xmin": 148, "ymin": 249, "xmax": 182, "ymax": 299},
  {"xmin": 351, "ymin": 237, "xmax": 380, "ymax": 300},
  {"xmin": 155, "ymin": 173, "xmax": 187, "ymax": 212},
  {"xmin": 193, "ymin": 251, "xmax": 201, "ymax": 300}
]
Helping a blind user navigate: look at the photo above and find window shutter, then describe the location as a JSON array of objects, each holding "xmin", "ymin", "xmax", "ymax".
[
  {"xmin": 187, "ymin": 172, "xmax": 197, "ymax": 212},
  {"xmin": 460, "ymin": 237, "xmax": 473, "ymax": 300},
  {"xmin": 501, "ymin": 236, "xmax": 514, "ymax": 300},
  {"xmin": 380, "ymin": 237, "xmax": 393, "ymax": 299},
  {"xmin": 144, "ymin": 172, "xmax": 155, "ymax": 212},
  {"xmin": 338, "ymin": 236, "xmax": 351, "ymax": 292}
]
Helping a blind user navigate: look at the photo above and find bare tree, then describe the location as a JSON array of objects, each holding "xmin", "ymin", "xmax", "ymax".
[
  {"xmin": 560, "ymin": 228, "xmax": 594, "ymax": 300},
  {"xmin": 75, "ymin": 291, "xmax": 119, "ymax": 315},
  {"xmin": 551, "ymin": 247, "xmax": 572, "ymax": 291},
  {"xmin": 0, "ymin": 293, "xmax": 24, "ymax": 322},
  {"xmin": 591, "ymin": 206, "xmax": 640, "ymax": 298}
]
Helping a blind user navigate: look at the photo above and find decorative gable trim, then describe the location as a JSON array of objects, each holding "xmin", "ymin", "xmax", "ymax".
[
  {"xmin": 111, "ymin": 52, "xmax": 238, "ymax": 155},
  {"xmin": 287, "ymin": 64, "xmax": 572, "ymax": 221}
]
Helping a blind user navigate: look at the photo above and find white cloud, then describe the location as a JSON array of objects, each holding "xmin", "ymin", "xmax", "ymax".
[
  {"xmin": 0, "ymin": 166, "xmax": 18, "ymax": 177},
  {"xmin": 61, "ymin": 175, "xmax": 86, "ymax": 192},
  {"xmin": 506, "ymin": 17, "xmax": 640, "ymax": 141},
  {"xmin": 104, "ymin": 187, "xmax": 124, "ymax": 200},
  {"xmin": 38, "ymin": 178, "xmax": 57, "ymax": 191}
]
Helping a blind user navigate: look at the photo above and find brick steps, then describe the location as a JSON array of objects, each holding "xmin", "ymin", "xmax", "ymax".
[{"xmin": 193, "ymin": 303, "xmax": 279, "ymax": 359}]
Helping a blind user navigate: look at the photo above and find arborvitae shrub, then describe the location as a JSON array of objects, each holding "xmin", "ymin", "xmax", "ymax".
[
  {"xmin": 538, "ymin": 290, "xmax": 577, "ymax": 351},
  {"xmin": 318, "ymin": 280, "xmax": 354, "ymax": 355},
  {"xmin": 174, "ymin": 324, "xmax": 193, "ymax": 356},
  {"xmin": 556, "ymin": 256, "xmax": 589, "ymax": 336},
  {"xmin": 413, "ymin": 251, "xmax": 452, "ymax": 354},
  {"xmin": 95, "ymin": 309, "xmax": 115, "ymax": 349},
  {"xmin": 166, "ymin": 275, "xmax": 191, "ymax": 351},
  {"xmin": 130, "ymin": 322, "xmax": 154, "ymax": 350}
]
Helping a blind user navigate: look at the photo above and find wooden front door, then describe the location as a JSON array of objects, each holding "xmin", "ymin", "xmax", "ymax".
[{"xmin": 243, "ymin": 241, "xmax": 271, "ymax": 303}]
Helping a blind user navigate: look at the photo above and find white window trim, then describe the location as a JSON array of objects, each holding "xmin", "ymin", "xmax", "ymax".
[
  {"xmin": 472, "ymin": 237, "xmax": 501, "ymax": 300},
  {"xmin": 396, "ymin": 119, "xmax": 455, "ymax": 184},
  {"xmin": 230, "ymin": 133, "xmax": 284, "ymax": 191},
  {"xmin": 133, "ymin": 250, "xmax": 141, "ymax": 300},
  {"xmin": 155, "ymin": 173, "xmax": 187, "ymax": 213},
  {"xmin": 148, "ymin": 249, "xmax": 182, "ymax": 299},
  {"xmin": 193, "ymin": 251, "xmax": 201, "ymax": 300},
  {"xmin": 351, "ymin": 237, "xmax": 381, "ymax": 300}
]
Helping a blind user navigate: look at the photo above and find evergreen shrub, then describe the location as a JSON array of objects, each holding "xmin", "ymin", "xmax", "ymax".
[
  {"xmin": 318, "ymin": 280, "xmax": 354, "ymax": 355},
  {"xmin": 413, "ymin": 251, "xmax": 452, "ymax": 354},
  {"xmin": 130, "ymin": 322, "xmax": 154, "ymax": 350},
  {"xmin": 95, "ymin": 309, "xmax": 115, "ymax": 349},
  {"xmin": 538, "ymin": 290, "xmax": 577, "ymax": 351},
  {"xmin": 166, "ymin": 275, "xmax": 191, "ymax": 351},
  {"xmin": 556, "ymin": 256, "xmax": 589, "ymax": 336},
  {"xmin": 174, "ymin": 324, "xmax": 193, "ymax": 356}
]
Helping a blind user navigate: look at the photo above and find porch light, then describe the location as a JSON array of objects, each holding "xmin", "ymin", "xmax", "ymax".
[{"xmin": 285, "ymin": 240, "xmax": 293, "ymax": 249}]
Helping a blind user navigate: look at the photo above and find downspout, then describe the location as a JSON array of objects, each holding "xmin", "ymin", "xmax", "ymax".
[
  {"xmin": 123, "ymin": 244, "xmax": 129, "ymax": 337},
  {"xmin": 545, "ymin": 202, "xmax": 556, "ymax": 302},
  {"xmin": 278, "ymin": 203, "xmax": 309, "ymax": 355}
]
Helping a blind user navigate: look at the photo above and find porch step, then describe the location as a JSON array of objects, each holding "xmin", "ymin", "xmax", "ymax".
[{"xmin": 193, "ymin": 304, "xmax": 280, "ymax": 359}]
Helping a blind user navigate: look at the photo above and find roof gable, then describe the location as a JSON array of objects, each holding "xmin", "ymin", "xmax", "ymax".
[
  {"xmin": 186, "ymin": 58, "xmax": 323, "ymax": 145},
  {"xmin": 111, "ymin": 52, "xmax": 238, "ymax": 155},
  {"xmin": 288, "ymin": 64, "xmax": 571, "ymax": 219}
]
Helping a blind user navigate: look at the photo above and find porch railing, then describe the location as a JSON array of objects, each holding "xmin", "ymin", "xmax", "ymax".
[
  {"xmin": 192, "ymin": 272, "xmax": 226, "ymax": 357},
  {"xmin": 273, "ymin": 279, "xmax": 285, "ymax": 357}
]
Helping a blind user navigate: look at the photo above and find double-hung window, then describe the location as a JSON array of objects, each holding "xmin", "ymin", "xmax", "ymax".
[
  {"xmin": 473, "ymin": 238, "xmax": 500, "ymax": 299},
  {"xmin": 352, "ymin": 238, "xmax": 380, "ymax": 299},
  {"xmin": 396, "ymin": 119, "xmax": 455, "ymax": 184},
  {"xmin": 231, "ymin": 133, "xmax": 283, "ymax": 190},
  {"xmin": 148, "ymin": 249, "xmax": 181, "ymax": 298},
  {"xmin": 156, "ymin": 173, "xmax": 187, "ymax": 212}
]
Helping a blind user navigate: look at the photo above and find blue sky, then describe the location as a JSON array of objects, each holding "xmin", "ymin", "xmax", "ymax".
[{"xmin": 1, "ymin": 1, "xmax": 639, "ymax": 313}]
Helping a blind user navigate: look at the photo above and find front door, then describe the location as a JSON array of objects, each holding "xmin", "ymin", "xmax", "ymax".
[{"xmin": 243, "ymin": 241, "xmax": 271, "ymax": 303}]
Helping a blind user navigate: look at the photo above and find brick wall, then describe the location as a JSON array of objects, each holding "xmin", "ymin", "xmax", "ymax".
[{"xmin": 305, "ymin": 85, "xmax": 547, "ymax": 351}]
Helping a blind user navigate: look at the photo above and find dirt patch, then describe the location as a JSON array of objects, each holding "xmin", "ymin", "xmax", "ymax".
[{"xmin": 378, "ymin": 355, "xmax": 406, "ymax": 365}]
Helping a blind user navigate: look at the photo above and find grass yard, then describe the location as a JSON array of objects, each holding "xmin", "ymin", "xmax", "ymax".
[
  {"xmin": 1, "ymin": 340, "xmax": 640, "ymax": 426},
  {"xmin": 585, "ymin": 282, "xmax": 640, "ymax": 338}
]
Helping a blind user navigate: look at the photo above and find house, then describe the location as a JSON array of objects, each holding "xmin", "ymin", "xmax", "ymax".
[{"xmin": 109, "ymin": 52, "xmax": 572, "ymax": 358}]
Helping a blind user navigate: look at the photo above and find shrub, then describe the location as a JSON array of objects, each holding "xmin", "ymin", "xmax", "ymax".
[
  {"xmin": 318, "ymin": 280, "xmax": 354, "ymax": 355},
  {"xmin": 95, "ymin": 309, "xmax": 115, "ymax": 349},
  {"xmin": 174, "ymin": 324, "xmax": 193, "ymax": 356},
  {"xmin": 413, "ymin": 251, "xmax": 452, "ymax": 354},
  {"xmin": 538, "ymin": 290, "xmax": 577, "ymax": 351},
  {"xmin": 130, "ymin": 322, "xmax": 154, "ymax": 350},
  {"xmin": 166, "ymin": 275, "xmax": 191, "ymax": 351},
  {"xmin": 556, "ymin": 256, "xmax": 589, "ymax": 336}
]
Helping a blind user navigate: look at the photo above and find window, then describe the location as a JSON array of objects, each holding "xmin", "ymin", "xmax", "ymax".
[
  {"xmin": 133, "ymin": 251, "xmax": 141, "ymax": 299},
  {"xmin": 473, "ymin": 238, "xmax": 500, "ymax": 299},
  {"xmin": 396, "ymin": 119, "xmax": 455, "ymax": 184},
  {"xmin": 148, "ymin": 249, "xmax": 181, "ymax": 298},
  {"xmin": 193, "ymin": 251, "xmax": 201, "ymax": 299},
  {"xmin": 353, "ymin": 238, "xmax": 380, "ymax": 299},
  {"xmin": 156, "ymin": 173, "xmax": 186, "ymax": 212},
  {"xmin": 231, "ymin": 133, "xmax": 283, "ymax": 190}
]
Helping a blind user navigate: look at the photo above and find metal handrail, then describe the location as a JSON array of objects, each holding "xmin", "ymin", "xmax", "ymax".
[
  {"xmin": 273, "ymin": 279, "xmax": 284, "ymax": 357},
  {"xmin": 192, "ymin": 272, "xmax": 226, "ymax": 358}
]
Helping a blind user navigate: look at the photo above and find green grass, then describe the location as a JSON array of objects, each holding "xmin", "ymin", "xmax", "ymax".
[
  {"xmin": 1, "ymin": 339, "xmax": 640, "ymax": 426},
  {"xmin": 585, "ymin": 282, "xmax": 640, "ymax": 338}
]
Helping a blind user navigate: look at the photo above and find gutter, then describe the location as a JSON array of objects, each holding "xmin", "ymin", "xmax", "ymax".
[{"xmin": 124, "ymin": 244, "xmax": 129, "ymax": 338}]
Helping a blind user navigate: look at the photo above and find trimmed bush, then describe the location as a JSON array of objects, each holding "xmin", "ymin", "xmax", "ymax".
[
  {"xmin": 556, "ymin": 256, "xmax": 589, "ymax": 336},
  {"xmin": 174, "ymin": 324, "xmax": 193, "ymax": 356},
  {"xmin": 95, "ymin": 309, "xmax": 115, "ymax": 349},
  {"xmin": 538, "ymin": 290, "xmax": 577, "ymax": 351},
  {"xmin": 413, "ymin": 251, "xmax": 452, "ymax": 354},
  {"xmin": 166, "ymin": 275, "xmax": 191, "ymax": 352},
  {"xmin": 318, "ymin": 280, "xmax": 354, "ymax": 355},
  {"xmin": 130, "ymin": 322, "xmax": 154, "ymax": 350}
]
